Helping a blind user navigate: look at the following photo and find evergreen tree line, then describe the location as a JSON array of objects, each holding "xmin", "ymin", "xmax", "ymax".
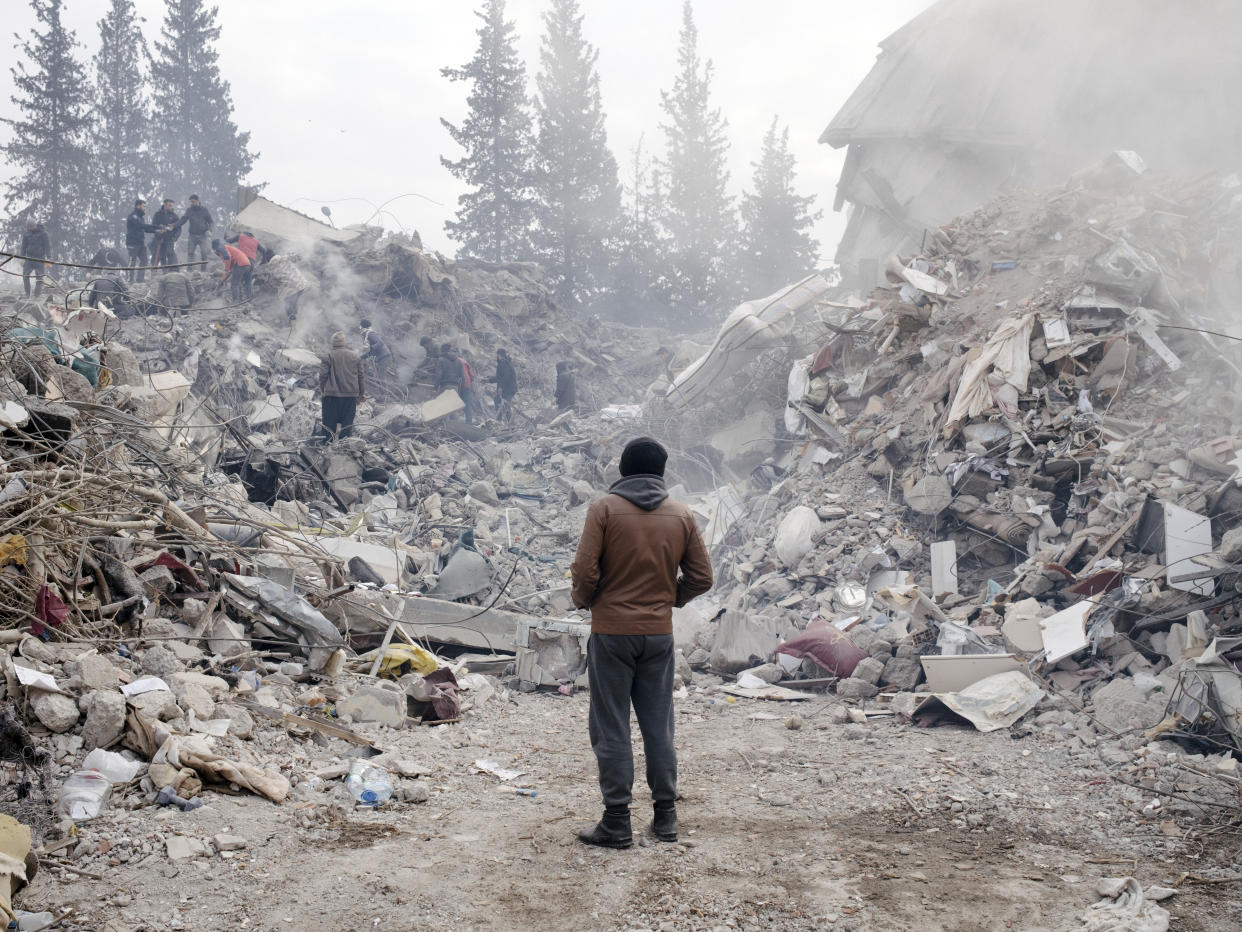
[
  {"xmin": 442, "ymin": 0, "xmax": 822, "ymax": 327},
  {"xmin": 2, "ymin": 0, "xmax": 253, "ymax": 262}
]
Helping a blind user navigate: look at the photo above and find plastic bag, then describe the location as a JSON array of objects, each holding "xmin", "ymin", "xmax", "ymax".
[
  {"xmin": 774, "ymin": 506, "xmax": 821, "ymax": 568},
  {"xmin": 57, "ymin": 770, "xmax": 112, "ymax": 820}
]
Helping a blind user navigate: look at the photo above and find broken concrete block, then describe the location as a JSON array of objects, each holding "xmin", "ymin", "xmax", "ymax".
[
  {"xmin": 140, "ymin": 644, "xmax": 184, "ymax": 678},
  {"xmin": 569, "ymin": 480, "xmax": 594, "ymax": 507},
  {"xmin": 852, "ymin": 656, "xmax": 885, "ymax": 685},
  {"xmin": 212, "ymin": 833, "xmax": 247, "ymax": 852},
  {"xmin": 30, "ymin": 691, "xmax": 80, "ymax": 733},
  {"xmin": 172, "ymin": 681, "xmax": 215, "ymax": 721},
  {"xmin": 738, "ymin": 663, "xmax": 783, "ymax": 684},
  {"xmin": 674, "ymin": 649, "xmax": 693, "ymax": 684},
  {"xmin": 709, "ymin": 611, "xmax": 796, "ymax": 675},
  {"xmin": 880, "ymin": 656, "xmax": 922, "ymax": 691},
  {"xmin": 468, "ymin": 480, "xmax": 500, "ymax": 505},
  {"xmin": 836, "ymin": 677, "xmax": 879, "ymax": 700},
  {"xmin": 1090, "ymin": 677, "xmax": 1168, "ymax": 733},
  {"xmin": 140, "ymin": 565, "xmax": 177, "ymax": 593},
  {"xmin": 166, "ymin": 836, "xmax": 208, "ymax": 861},
  {"xmin": 867, "ymin": 640, "xmax": 894, "ymax": 660},
  {"xmin": 1002, "ymin": 598, "xmax": 1048, "ymax": 654},
  {"xmin": 129, "ymin": 689, "xmax": 181, "ymax": 722},
  {"xmin": 76, "ymin": 654, "xmax": 121, "ymax": 691},
  {"xmin": 80, "ymin": 690, "xmax": 126, "ymax": 750},
  {"xmin": 338, "ymin": 685, "xmax": 406, "ymax": 728},
  {"xmin": 847, "ymin": 625, "xmax": 878, "ymax": 653},
  {"xmin": 205, "ymin": 614, "xmax": 248, "ymax": 659},
  {"xmin": 169, "ymin": 672, "xmax": 230, "ymax": 701},
  {"xmin": 1217, "ymin": 525, "xmax": 1242, "ymax": 563},
  {"xmin": 216, "ymin": 703, "xmax": 254, "ymax": 739}
]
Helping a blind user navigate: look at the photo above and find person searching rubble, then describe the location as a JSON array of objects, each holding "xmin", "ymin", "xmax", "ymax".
[
  {"xmin": 20, "ymin": 219, "xmax": 50, "ymax": 298},
  {"xmin": 486, "ymin": 348, "xmax": 518, "ymax": 422},
  {"xmin": 570, "ymin": 437, "xmax": 714, "ymax": 849},
  {"xmin": 555, "ymin": 360, "xmax": 577, "ymax": 411},
  {"xmin": 125, "ymin": 198, "xmax": 156, "ymax": 282},
  {"xmin": 179, "ymin": 194, "xmax": 214, "ymax": 271},
  {"xmin": 87, "ymin": 272, "xmax": 131, "ymax": 317},
  {"xmin": 434, "ymin": 342, "xmax": 477, "ymax": 423},
  {"xmin": 152, "ymin": 198, "xmax": 181, "ymax": 268},
  {"xmin": 211, "ymin": 238, "xmax": 252, "ymax": 302},
  {"xmin": 359, "ymin": 318, "xmax": 396, "ymax": 384},
  {"xmin": 318, "ymin": 330, "xmax": 365, "ymax": 441}
]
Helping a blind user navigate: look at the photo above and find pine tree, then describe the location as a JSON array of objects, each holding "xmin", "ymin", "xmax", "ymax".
[
  {"xmin": 149, "ymin": 0, "xmax": 252, "ymax": 218},
  {"xmin": 532, "ymin": 0, "xmax": 621, "ymax": 308},
  {"xmin": 441, "ymin": 0, "xmax": 538, "ymax": 263},
  {"xmin": 603, "ymin": 140, "xmax": 671, "ymax": 325},
  {"xmin": 658, "ymin": 1, "xmax": 737, "ymax": 326},
  {"xmin": 739, "ymin": 118, "xmax": 821, "ymax": 297},
  {"xmin": 2, "ymin": 0, "xmax": 95, "ymax": 260},
  {"xmin": 91, "ymin": 0, "xmax": 153, "ymax": 251}
]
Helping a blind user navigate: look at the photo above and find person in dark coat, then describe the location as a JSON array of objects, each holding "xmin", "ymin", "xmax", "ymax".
[
  {"xmin": 359, "ymin": 318, "xmax": 395, "ymax": 384},
  {"xmin": 555, "ymin": 361, "xmax": 577, "ymax": 411},
  {"xmin": 126, "ymin": 199, "xmax": 156, "ymax": 282},
  {"xmin": 90, "ymin": 246, "xmax": 126, "ymax": 268},
  {"xmin": 177, "ymin": 194, "xmax": 213, "ymax": 270},
  {"xmin": 486, "ymin": 348, "xmax": 518, "ymax": 422},
  {"xmin": 20, "ymin": 220, "xmax": 50, "ymax": 298},
  {"xmin": 434, "ymin": 344, "xmax": 461, "ymax": 394},
  {"xmin": 151, "ymin": 199, "xmax": 180, "ymax": 267},
  {"xmin": 87, "ymin": 273, "xmax": 131, "ymax": 316}
]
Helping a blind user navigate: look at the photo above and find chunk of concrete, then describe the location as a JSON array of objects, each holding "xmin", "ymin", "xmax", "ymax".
[
  {"xmin": 212, "ymin": 833, "xmax": 248, "ymax": 852},
  {"xmin": 836, "ymin": 677, "xmax": 879, "ymax": 700},
  {"xmin": 1090, "ymin": 677, "xmax": 1169, "ymax": 733},
  {"xmin": 171, "ymin": 681, "xmax": 215, "ymax": 721},
  {"xmin": 169, "ymin": 672, "xmax": 231, "ymax": 701},
  {"xmin": 140, "ymin": 644, "xmax": 184, "ymax": 678},
  {"xmin": 569, "ymin": 480, "xmax": 594, "ymax": 507},
  {"xmin": 30, "ymin": 691, "xmax": 80, "ymax": 733},
  {"xmin": 737, "ymin": 663, "xmax": 784, "ymax": 685},
  {"xmin": 128, "ymin": 689, "xmax": 182, "ymax": 722},
  {"xmin": 80, "ymin": 690, "xmax": 126, "ymax": 750},
  {"xmin": 166, "ymin": 836, "xmax": 209, "ymax": 861},
  {"xmin": 76, "ymin": 654, "xmax": 121, "ymax": 691},
  {"xmin": 852, "ymin": 656, "xmax": 885, "ymax": 685},
  {"xmin": 709, "ymin": 611, "xmax": 797, "ymax": 675},
  {"xmin": 338, "ymin": 685, "xmax": 406, "ymax": 728},
  {"xmin": 880, "ymin": 655, "xmax": 922, "ymax": 691},
  {"xmin": 140, "ymin": 565, "xmax": 177, "ymax": 593}
]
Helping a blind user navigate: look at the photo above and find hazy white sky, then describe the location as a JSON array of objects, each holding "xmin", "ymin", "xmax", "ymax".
[{"xmin": 1, "ymin": 0, "xmax": 933, "ymax": 260}]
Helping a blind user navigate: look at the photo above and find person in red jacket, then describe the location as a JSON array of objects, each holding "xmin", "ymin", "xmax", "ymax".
[{"xmin": 211, "ymin": 238, "xmax": 251, "ymax": 302}]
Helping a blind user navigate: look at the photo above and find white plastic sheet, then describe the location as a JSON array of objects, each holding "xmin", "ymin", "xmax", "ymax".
[{"xmin": 773, "ymin": 506, "xmax": 821, "ymax": 568}]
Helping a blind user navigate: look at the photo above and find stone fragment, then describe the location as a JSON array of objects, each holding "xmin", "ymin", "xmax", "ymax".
[
  {"xmin": 398, "ymin": 781, "xmax": 430, "ymax": 804},
  {"xmin": 212, "ymin": 834, "xmax": 247, "ymax": 852},
  {"xmin": 709, "ymin": 611, "xmax": 796, "ymax": 675},
  {"xmin": 76, "ymin": 654, "xmax": 122, "ymax": 691},
  {"xmin": 674, "ymin": 649, "xmax": 693, "ymax": 684},
  {"xmin": 338, "ymin": 685, "xmax": 406, "ymax": 728},
  {"xmin": 30, "ymin": 691, "xmax": 80, "ymax": 733},
  {"xmin": 216, "ymin": 704, "xmax": 254, "ymax": 739},
  {"xmin": 1217, "ymin": 526, "xmax": 1242, "ymax": 563},
  {"xmin": 171, "ymin": 681, "xmax": 214, "ymax": 721},
  {"xmin": 81, "ymin": 690, "xmax": 126, "ymax": 750},
  {"xmin": 129, "ymin": 689, "xmax": 181, "ymax": 722},
  {"xmin": 836, "ymin": 677, "xmax": 880, "ymax": 700},
  {"xmin": 140, "ymin": 644, "xmax": 184, "ymax": 678},
  {"xmin": 738, "ymin": 663, "xmax": 784, "ymax": 684},
  {"xmin": 880, "ymin": 656, "xmax": 923, "ymax": 691},
  {"xmin": 569, "ymin": 480, "xmax": 594, "ymax": 507},
  {"xmin": 166, "ymin": 836, "xmax": 208, "ymax": 861},
  {"xmin": 140, "ymin": 565, "xmax": 176, "ymax": 593},
  {"xmin": 468, "ymin": 480, "xmax": 500, "ymax": 505},
  {"xmin": 852, "ymin": 656, "xmax": 885, "ymax": 685},
  {"xmin": 868, "ymin": 640, "xmax": 894, "ymax": 660},
  {"xmin": 169, "ymin": 672, "xmax": 230, "ymax": 701},
  {"xmin": 1090, "ymin": 677, "xmax": 1168, "ymax": 733}
]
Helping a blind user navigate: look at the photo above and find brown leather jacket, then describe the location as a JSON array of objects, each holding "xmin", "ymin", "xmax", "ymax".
[
  {"xmin": 320, "ymin": 347, "xmax": 365, "ymax": 399},
  {"xmin": 571, "ymin": 476, "xmax": 713, "ymax": 636}
]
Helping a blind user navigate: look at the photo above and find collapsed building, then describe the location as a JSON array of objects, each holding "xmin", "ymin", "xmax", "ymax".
[{"xmin": 821, "ymin": 0, "xmax": 1242, "ymax": 290}]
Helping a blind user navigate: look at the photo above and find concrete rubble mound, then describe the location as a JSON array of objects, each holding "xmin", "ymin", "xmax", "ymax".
[{"xmin": 650, "ymin": 154, "xmax": 1242, "ymax": 801}]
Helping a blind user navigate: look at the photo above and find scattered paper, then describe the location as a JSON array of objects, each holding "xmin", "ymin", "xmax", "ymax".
[
  {"xmin": 14, "ymin": 665, "xmax": 64, "ymax": 693},
  {"xmin": 475, "ymin": 759, "xmax": 523, "ymax": 782},
  {"xmin": 121, "ymin": 676, "xmax": 171, "ymax": 696}
]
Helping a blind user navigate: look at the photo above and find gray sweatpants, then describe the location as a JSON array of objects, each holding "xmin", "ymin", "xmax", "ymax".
[{"xmin": 588, "ymin": 633, "xmax": 677, "ymax": 809}]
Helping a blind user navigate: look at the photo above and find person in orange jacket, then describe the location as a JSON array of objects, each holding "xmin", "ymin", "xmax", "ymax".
[{"xmin": 211, "ymin": 238, "xmax": 251, "ymax": 302}]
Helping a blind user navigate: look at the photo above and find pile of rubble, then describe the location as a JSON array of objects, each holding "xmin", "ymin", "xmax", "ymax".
[{"xmin": 655, "ymin": 153, "xmax": 1242, "ymax": 793}]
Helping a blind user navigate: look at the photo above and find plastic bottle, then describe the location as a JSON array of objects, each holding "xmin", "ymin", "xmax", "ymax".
[
  {"xmin": 344, "ymin": 759, "xmax": 393, "ymax": 807},
  {"xmin": 56, "ymin": 770, "xmax": 112, "ymax": 821}
]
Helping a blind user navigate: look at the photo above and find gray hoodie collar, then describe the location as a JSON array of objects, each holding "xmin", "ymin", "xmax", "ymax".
[{"xmin": 609, "ymin": 475, "xmax": 668, "ymax": 511}]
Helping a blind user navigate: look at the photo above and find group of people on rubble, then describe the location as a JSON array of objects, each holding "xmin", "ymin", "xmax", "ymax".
[
  {"xmin": 14, "ymin": 195, "xmax": 269, "ymax": 311},
  {"xmin": 315, "ymin": 321, "xmax": 577, "ymax": 442}
]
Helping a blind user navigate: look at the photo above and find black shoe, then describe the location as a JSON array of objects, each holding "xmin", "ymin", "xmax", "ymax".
[
  {"xmin": 652, "ymin": 802, "xmax": 678, "ymax": 842},
  {"xmin": 577, "ymin": 808, "xmax": 632, "ymax": 849}
]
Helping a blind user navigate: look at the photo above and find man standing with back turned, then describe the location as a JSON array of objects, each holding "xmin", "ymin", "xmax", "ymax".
[{"xmin": 570, "ymin": 437, "xmax": 713, "ymax": 849}]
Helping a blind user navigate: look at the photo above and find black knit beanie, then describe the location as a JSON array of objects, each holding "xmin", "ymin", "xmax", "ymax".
[{"xmin": 619, "ymin": 437, "xmax": 667, "ymax": 477}]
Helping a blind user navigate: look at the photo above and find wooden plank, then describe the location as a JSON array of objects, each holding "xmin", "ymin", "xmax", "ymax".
[{"xmin": 235, "ymin": 699, "xmax": 379, "ymax": 749}]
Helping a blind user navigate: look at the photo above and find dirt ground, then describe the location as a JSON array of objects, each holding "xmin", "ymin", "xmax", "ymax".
[{"xmin": 19, "ymin": 686, "xmax": 1242, "ymax": 931}]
